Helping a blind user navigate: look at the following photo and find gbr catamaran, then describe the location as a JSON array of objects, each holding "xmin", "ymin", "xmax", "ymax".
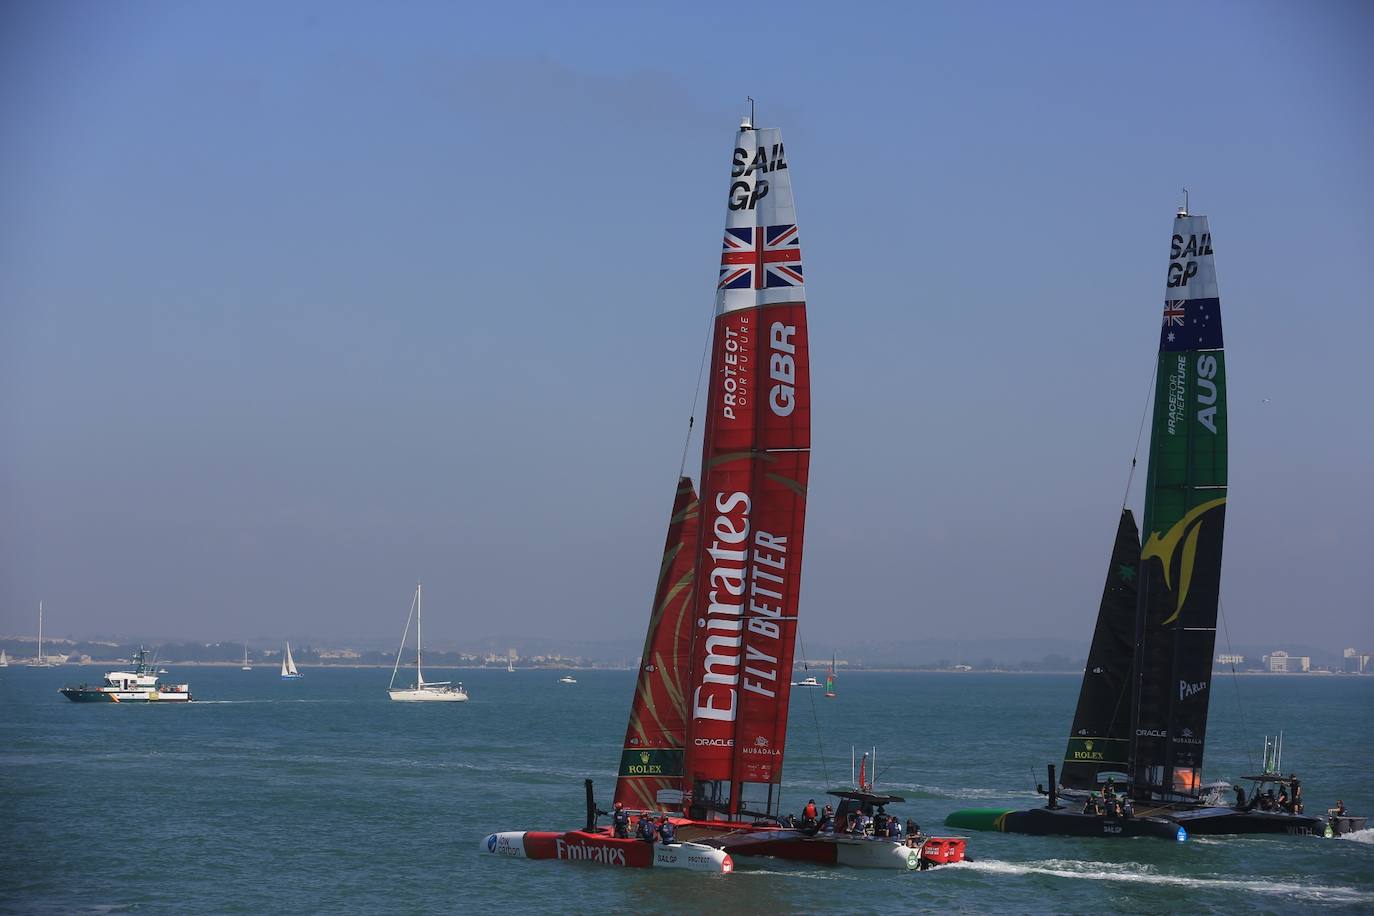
[
  {"xmin": 947, "ymin": 201, "xmax": 1328, "ymax": 839},
  {"xmin": 481, "ymin": 112, "xmax": 966, "ymax": 873}
]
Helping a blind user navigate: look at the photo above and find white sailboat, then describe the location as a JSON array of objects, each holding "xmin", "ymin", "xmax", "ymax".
[
  {"xmin": 242, "ymin": 644, "xmax": 253, "ymax": 671},
  {"xmin": 0, "ymin": 649, "xmax": 9, "ymax": 667},
  {"xmin": 507, "ymin": 656, "xmax": 515, "ymax": 673},
  {"xmin": 388, "ymin": 583, "xmax": 468, "ymax": 702},
  {"xmin": 280, "ymin": 642, "xmax": 303, "ymax": 680},
  {"xmin": 27, "ymin": 601, "xmax": 57, "ymax": 667}
]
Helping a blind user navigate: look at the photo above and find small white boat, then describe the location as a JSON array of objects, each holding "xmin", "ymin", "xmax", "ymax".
[
  {"xmin": 792, "ymin": 676, "xmax": 823, "ymax": 688},
  {"xmin": 507, "ymin": 657, "xmax": 515, "ymax": 673},
  {"xmin": 0, "ymin": 649, "xmax": 9, "ymax": 667},
  {"xmin": 280, "ymin": 642, "xmax": 303, "ymax": 680},
  {"xmin": 557, "ymin": 675, "xmax": 577, "ymax": 685},
  {"xmin": 158, "ymin": 667, "xmax": 169, "ymax": 675},
  {"xmin": 241, "ymin": 644, "xmax": 252, "ymax": 671},
  {"xmin": 388, "ymin": 583, "xmax": 468, "ymax": 702}
]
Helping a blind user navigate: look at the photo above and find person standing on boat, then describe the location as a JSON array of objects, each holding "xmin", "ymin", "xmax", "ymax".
[
  {"xmin": 1290, "ymin": 774, "xmax": 1303, "ymax": 813},
  {"xmin": 1233, "ymin": 784, "xmax": 1247, "ymax": 808},
  {"xmin": 818, "ymin": 804, "xmax": 835, "ymax": 833},
  {"xmin": 611, "ymin": 801, "xmax": 630, "ymax": 839},
  {"xmin": 657, "ymin": 816, "xmax": 676, "ymax": 845},
  {"xmin": 802, "ymin": 798, "xmax": 818, "ymax": 827}
]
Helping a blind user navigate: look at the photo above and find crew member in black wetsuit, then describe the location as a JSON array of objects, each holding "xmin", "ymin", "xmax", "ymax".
[
  {"xmin": 1290, "ymin": 774, "xmax": 1303, "ymax": 813},
  {"xmin": 1233, "ymin": 784, "xmax": 1247, "ymax": 809},
  {"xmin": 612, "ymin": 801, "xmax": 631, "ymax": 838}
]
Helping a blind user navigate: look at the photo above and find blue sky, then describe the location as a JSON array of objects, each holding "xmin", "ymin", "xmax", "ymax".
[{"xmin": 2, "ymin": 0, "xmax": 1371, "ymax": 650}]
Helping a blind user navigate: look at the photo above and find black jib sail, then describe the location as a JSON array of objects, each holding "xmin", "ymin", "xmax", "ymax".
[{"xmin": 1061, "ymin": 509, "xmax": 1140, "ymax": 790}]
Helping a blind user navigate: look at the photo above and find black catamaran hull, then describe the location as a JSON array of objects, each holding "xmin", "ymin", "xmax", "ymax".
[
  {"xmin": 1169, "ymin": 807, "xmax": 1324, "ymax": 836},
  {"xmin": 945, "ymin": 807, "xmax": 1181, "ymax": 840}
]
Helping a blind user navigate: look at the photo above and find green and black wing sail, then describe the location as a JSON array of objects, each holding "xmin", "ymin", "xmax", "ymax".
[
  {"xmin": 1061, "ymin": 509, "xmax": 1140, "ymax": 790},
  {"xmin": 1128, "ymin": 212, "xmax": 1228, "ymax": 799}
]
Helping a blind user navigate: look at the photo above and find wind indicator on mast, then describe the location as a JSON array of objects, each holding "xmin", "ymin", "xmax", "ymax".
[
  {"xmin": 742, "ymin": 96, "xmax": 755, "ymax": 130},
  {"xmin": 1177, "ymin": 187, "xmax": 1189, "ymax": 218}
]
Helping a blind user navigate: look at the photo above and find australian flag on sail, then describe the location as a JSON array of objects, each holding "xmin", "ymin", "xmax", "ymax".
[
  {"xmin": 719, "ymin": 225, "xmax": 804, "ymax": 290},
  {"xmin": 1160, "ymin": 297, "xmax": 1223, "ymax": 352}
]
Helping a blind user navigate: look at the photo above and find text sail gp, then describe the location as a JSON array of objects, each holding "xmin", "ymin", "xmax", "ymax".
[{"xmin": 683, "ymin": 116, "xmax": 811, "ymax": 823}]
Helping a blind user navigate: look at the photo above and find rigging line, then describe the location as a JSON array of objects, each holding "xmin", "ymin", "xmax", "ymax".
[
  {"xmin": 678, "ymin": 298, "xmax": 718, "ymax": 479},
  {"xmin": 1217, "ymin": 598, "xmax": 1254, "ymax": 773},
  {"xmin": 797, "ymin": 633, "xmax": 830, "ymax": 789},
  {"xmin": 1121, "ymin": 359, "xmax": 1156, "ymax": 509}
]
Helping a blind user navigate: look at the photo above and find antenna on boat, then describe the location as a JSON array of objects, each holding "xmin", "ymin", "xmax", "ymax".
[
  {"xmin": 1177, "ymin": 188, "xmax": 1189, "ymax": 218},
  {"xmin": 742, "ymin": 96, "xmax": 755, "ymax": 131}
]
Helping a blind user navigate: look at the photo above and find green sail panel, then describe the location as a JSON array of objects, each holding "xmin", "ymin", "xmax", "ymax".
[{"xmin": 1129, "ymin": 213, "xmax": 1227, "ymax": 799}]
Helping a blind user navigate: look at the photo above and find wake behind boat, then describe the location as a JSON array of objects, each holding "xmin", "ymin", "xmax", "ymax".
[
  {"xmin": 388, "ymin": 583, "xmax": 467, "ymax": 702},
  {"xmin": 60, "ymin": 647, "xmax": 192, "ymax": 703},
  {"xmin": 481, "ymin": 112, "xmax": 965, "ymax": 874}
]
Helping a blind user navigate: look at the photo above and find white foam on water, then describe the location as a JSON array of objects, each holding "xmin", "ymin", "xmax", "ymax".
[
  {"xmin": 952, "ymin": 858, "xmax": 1374, "ymax": 904},
  {"xmin": 1336, "ymin": 827, "xmax": 1374, "ymax": 844}
]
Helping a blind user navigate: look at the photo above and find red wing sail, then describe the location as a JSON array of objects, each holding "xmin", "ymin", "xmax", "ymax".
[
  {"xmin": 682, "ymin": 126, "xmax": 811, "ymax": 822},
  {"xmin": 613, "ymin": 477, "xmax": 700, "ymax": 810}
]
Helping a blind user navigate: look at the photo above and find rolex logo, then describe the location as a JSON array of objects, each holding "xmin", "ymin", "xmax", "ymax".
[
  {"xmin": 1085, "ymin": 740, "xmax": 1094, "ymax": 751},
  {"xmin": 640, "ymin": 751, "xmax": 651, "ymax": 765}
]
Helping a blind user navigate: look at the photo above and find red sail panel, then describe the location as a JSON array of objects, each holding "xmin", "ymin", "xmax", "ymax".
[
  {"xmin": 614, "ymin": 477, "xmax": 700, "ymax": 810},
  {"xmin": 683, "ymin": 124, "xmax": 811, "ymax": 821}
]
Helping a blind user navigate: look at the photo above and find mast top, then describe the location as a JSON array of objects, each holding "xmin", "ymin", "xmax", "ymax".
[
  {"xmin": 741, "ymin": 96, "xmax": 755, "ymax": 131},
  {"xmin": 1177, "ymin": 187, "xmax": 1189, "ymax": 218}
]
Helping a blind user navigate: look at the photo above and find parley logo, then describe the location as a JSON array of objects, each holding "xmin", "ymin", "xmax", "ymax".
[{"xmin": 1140, "ymin": 497, "xmax": 1227, "ymax": 625}]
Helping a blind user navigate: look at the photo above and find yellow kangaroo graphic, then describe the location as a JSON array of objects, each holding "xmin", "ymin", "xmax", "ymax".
[{"xmin": 1140, "ymin": 497, "xmax": 1226, "ymax": 625}]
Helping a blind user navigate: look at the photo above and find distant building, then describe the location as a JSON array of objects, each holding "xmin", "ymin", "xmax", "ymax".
[
  {"xmin": 1263, "ymin": 651, "xmax": 1310, "ymax": 673},
  {"xmin": 1216, "ymin": 653, "xmax": 1245, "ymax": 666},
  {"xmin": 1342, "ymin": 648, "xmax": 1369, "ymax": 674}
]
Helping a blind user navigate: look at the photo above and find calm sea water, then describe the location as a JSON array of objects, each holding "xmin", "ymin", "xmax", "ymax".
[{"xmin": 2, "ymin": 666, "xmax": 1371, "ymax": 914}]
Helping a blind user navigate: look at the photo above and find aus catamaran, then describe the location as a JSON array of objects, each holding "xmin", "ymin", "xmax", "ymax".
[
  {"xmin": 947, "ymin": 200, "xmax": 1338, "ymax": 840},
  {"xmin": 481, "ymin": 112, "xmax": 966, "ymax": 873}
]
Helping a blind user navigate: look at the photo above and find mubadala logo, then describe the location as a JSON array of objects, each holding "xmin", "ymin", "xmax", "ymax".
[
  {"xmin": 743, "ymin": 734, "xmax": 780, "ymax": 756},
  {"xmin": 1175, "ymin": 727, "xmax": 1203, "ymax": 746},
  {"xmin": 1179, "ymin": 678, "xmax": 1208, "ymax": 701}
]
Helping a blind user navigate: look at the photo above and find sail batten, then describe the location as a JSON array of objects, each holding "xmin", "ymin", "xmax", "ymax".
[{"xmin": 1128, "ymin": 212, "xmax": 1228, "ymax": 799}]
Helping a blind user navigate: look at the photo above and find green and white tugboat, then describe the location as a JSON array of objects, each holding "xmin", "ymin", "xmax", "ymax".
[{"xmin": 60, "ymin": 647, "xmax": 192, "ymax": 703}]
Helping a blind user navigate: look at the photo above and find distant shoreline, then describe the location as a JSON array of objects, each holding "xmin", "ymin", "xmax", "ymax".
[{"xmin": 16, "ymin": 661, "xmax": 1368, "ymax": 677}]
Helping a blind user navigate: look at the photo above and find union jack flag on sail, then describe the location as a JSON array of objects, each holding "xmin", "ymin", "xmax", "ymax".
[
  {"xmin": 1163, "ymin": 302, "xmax": 1186, "ymax": 326},
  {"xmin": 719, "ymin": 224, "xmax": 803, "ymax": 290}
]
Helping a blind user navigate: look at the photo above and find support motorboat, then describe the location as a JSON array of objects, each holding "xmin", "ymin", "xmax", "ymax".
[{"xmin": 59, "ymin": 647, "xmax": 192, "ymax": 703}]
